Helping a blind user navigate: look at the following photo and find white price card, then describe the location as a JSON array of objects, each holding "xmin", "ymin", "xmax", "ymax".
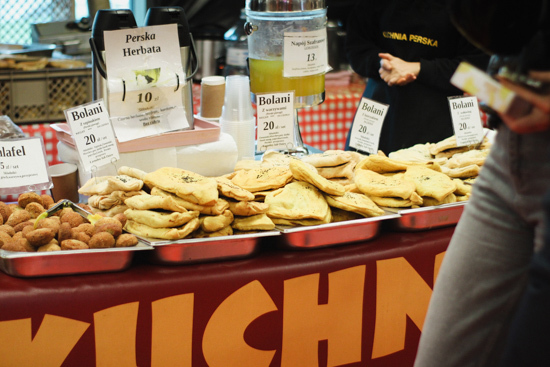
[
  {"xmin": 256, "ymin": 91, "xmax": 296, "ymax": 151},
  {"xmin": 65, "ymin": 100, "xmax": 120, "ymax": 173},
  {"xmin": 283, "ymin": 29, "xmax": 329, "ymax": 77},
  {"xmin": 349, "ymin": 97, "xmax": 389, "ymax": 154},
  {"xmin": 0, "ymin": 137, "xmax": 51, "ymax": 194},
  {"xmin": 448, "ymin": 95, "xmax": 485, "ymax": 147},
  {"xmin": 104, "ymin": 23, "xmax": 189, "ymax": 142}
]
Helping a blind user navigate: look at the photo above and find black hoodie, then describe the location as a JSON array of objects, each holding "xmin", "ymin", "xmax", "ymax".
[{"xmin": 345, "ymin": 0, "xmax": 490, "ymax": 154}]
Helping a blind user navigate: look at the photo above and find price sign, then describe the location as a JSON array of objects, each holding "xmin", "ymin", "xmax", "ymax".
[
  {"xmin": 103, "ymin": 23, "xmax": 189, "ymax": 142},
  {"xmin": 349, "ymin": 98, "xmax": 388, "ymax": 154},
  {"xmin": 448, "ymin": 95, "xmax": 485, "ymax": 147},
  {"xmin": 283, "ymin": 29, "xmax": 329, "ymax": 77},
  {"xmin": 0, "ymin": 137, "xmax": 51, "ymax": 195},
  {"xmin": 65, "ymin": 100, "xmax": 120, "ymax": 173},
  {"xmin": 256, "ymin": 91, "xmax": 295, "ymax": 151}
]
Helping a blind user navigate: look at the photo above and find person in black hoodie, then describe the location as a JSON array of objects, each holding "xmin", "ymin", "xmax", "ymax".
[{"xmin": 344, "ymin": 0, "xmax": 489, "ymax": 155}]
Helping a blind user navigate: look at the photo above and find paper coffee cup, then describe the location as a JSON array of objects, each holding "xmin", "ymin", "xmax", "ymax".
[
  {"xmin": 200, "ymin": 76, "xmax": 226, "ymax": 119},
  {"xmin": 48, "ymin": 163, "xmax": 79, "ymax": 203}
]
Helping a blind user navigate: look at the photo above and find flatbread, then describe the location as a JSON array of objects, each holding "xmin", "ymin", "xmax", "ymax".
[
  {"xmin": 144, "ymin": 167, "xmax": 218, "ymax": 206},
  {"xmin": 369, "ymin": 192, "xmax": 423, "ymax": 208},
  {"xmin": 445, "ymin": 149, "xmax": 489, "ymax": 169},
  {"xmin": 118, "ymin": 166, "xmax": 147, "ymax": 180},
  {"xmin": 301, "ymin": 150, "xmax": 352, "ymax": 168},
  {"xmin": 79, "ymin": 175, "xmax": 144, "ymax": 196},
  {"xmin": 216, "ymin": 177, "xmax": 255, "ymax": 201},
  {"xmin": 151, "ymin": 187, "xmax": 230, "ymax": 215},
  {"xmin": 124, "ymin": 193, "xmax": 190, "ymax": 212},
  {"xmin": 289, "ymin": 159, "xmax": 346, "ymax": 196},
  {"xmin": 404, "ymin": 165, "xmax": 457, "ymax": 202},
  {"xmin": 316, "ymin": 160, "xmax": 356, "ymax": 179},
  {"xmin": 231, "ymin": 213, "xmax": 275, "ymax": 231},
  {"xmin": 388, "ymin": 143, "xmax": 433, "ymax": 163},
  {"xmin": 421, "ymin": 193, "xmax": 458, "ymax": 207},
  {"xmin": 441, "ymin": 164, "xmax": 481, "ymax": 178},
  {"xmin": 124, "ymin": 208, "xmax": 199, "ymax": 228},
  {"xmin": 124, "ymin": 218, "xmax": 200, "ymax": 240},
  {"xmin": 355, "ymin": 155, "xmax": 416, "ymax": 173},
  {"xmin": 325, "ymin": 192, "xmax": 385, "ymax": 217},
  {"xmin": 228, "ymin": 200, "xmax": 269, "ymax": 216},
  {"xmin": 265, "ymin": 181, "xmax": 330, "ymax": 221},
  {"xmin": 87, "ymin": 190, "xmax": 145, "ymax": 210},
  {"xmin": 192, "ymin": 225, "xmax": 233, "ymax": 238},
  {"xmin": 354, "ymin": 169, "xmax": 416, "ymax": 200},
  {"xmin": 200, "ymin": 210, "xmax": 234, "ymax": 232},
  {"xmin": 231, "ymin": 166, "xmax": 293, "ymax": 192}
]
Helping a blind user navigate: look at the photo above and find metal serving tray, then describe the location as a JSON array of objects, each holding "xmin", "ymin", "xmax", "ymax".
[
  {"xmin": 0, "ymin": 199, "xmax": 154, "ymax": 277},
  {"xmin": 0, "ymin": 243, "xmax": 152, "ymax": 278},
  {"xmin": 276, "ymin": 213, "xmax": 400, "ymax": 249},
  {"xmin": 388, "ymin": 202, "xmax": 466, "ymax": 231},
  {"xmin": 142, "ymin": 231, "xmax": 281, "ymax": 265}
]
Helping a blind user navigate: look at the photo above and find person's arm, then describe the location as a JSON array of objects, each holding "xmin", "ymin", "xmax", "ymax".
[{"xmin": 496, "ymin": 71, "xmax": 550, "ymax": 133}]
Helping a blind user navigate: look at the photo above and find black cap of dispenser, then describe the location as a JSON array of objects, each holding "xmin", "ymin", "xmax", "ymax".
[{"xmin": 144, "ymin": 7, "xmax": 192, "ymax": 48}]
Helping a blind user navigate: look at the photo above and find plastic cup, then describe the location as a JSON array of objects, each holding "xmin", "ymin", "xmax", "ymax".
[
  {"xmin": 221, "ymin": 75, "xmax": 254, "ymax": 121},
  {"xmin": 200, "ymin": 76, "xmax": 226, "ymax": 119},
  {"xmin": 48, "ymin": 163, "xmax": 79, "ymax": 203}
]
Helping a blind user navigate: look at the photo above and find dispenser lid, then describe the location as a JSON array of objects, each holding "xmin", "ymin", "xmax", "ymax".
[
  {"xmin": 144, "ymin": 7, "xmax": 192, "ymax": 47},
  {"xmin": 246, "ymin": 0, "xmax": 326, "ymax": 12},
  {"xmin": 91, "ymin": 9, "xmax": 137, "ymax": 51}
]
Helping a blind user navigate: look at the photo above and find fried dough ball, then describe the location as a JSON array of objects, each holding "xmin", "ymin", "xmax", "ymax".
[
  {"xmin": 37, "ymin": 241, "xmax": 61, "ymax": 252},
  {"xmin": 25, "ymin": 228, "xmax": 56, "ymax": 248},
  {"xmin": 6, "ymin": 209, "xmax": 31, "ymax": 227},
  {"xmin": 73, "ymin": 223, "xmax": 94, "ymax": 237},
  {"xmin": 58, "ymin": 222, "xmax": 73, "ymax": 243},
  {"xmin": 115, "ymin": 233, "xmax": 138, "ymax": 247},
  {"xmin": 2, "ymin": 238, "xmax": 35, "ymax": 252},
  {"xmin": 0, "ymin": 231, "xmax": 12, "ymax": 248},
  {"xmin": 7, "ymin": 204, "xmax": 19, "ymax": 212},
  {"xmin": 0, "ymin": 224, "xmax": 15, "ymax": 237},
  {"xmin": 61, "ymin": 211, "xmax": 86, "ymax": 228},
  {"xmin": 72, "ymin": 231, "xmax": 90, "ymax": 244},
  {"xmin": 0, "ymin": 215, "xmax": 2, "ymax": 225},
  {"xmin": 60, "ymin": 239, "xmax": 89, "ymax": 250},
  {"xmin": 25, "ymin": 202, "xmax": 46, "ymax": 219},
  {"xmin": 13, "ymin": 220, "xmax": 34, "ymax": 233},
  {"xmin": 40, "ymin": 195, "xmax": 55, "ymax": 208},
  {"xmin": 113, "ymin": 213, "xmax": 127, "ymax": 228},
  {"xmin": 18, "ymin": 192, "xmax": 43, "ymax": 209},
  {"xmin": 78, "ymin": 203, "xmax": 92, "ymax": 212},
  {"xmin": 12, "ymin": 231, "xmax": 23, "ymax": 240},
  {"xmin": 89, "ymin": 232, "xmax": 115, "ymax": 249},
  {"xmin": 0, "ymin": 201, "xmax": 11, "ymax": 223},
  {"xmin": 35, "ymin": 217, "xmax": 61, "ymax": 236},
  {"xmin": 55, "ymin": 207, "xmax": 73, "ymax": 218},
  {"xmin": 93, "ymin": 217, "xmax": 122, "ymax": 237}
]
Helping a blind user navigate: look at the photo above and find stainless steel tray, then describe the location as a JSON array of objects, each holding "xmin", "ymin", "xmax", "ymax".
[
  {"xmin": 0, "ymin": 243, "xmax": 153, "ymax": 278},
  {"xmin": 142, "ymin": 231, "xmax": 281, "ymax": 265},
  {"xmin": 387, "ymin": 202, "xmax": 466, "ymax": 231},
  {"xmin": 276, "ymin": 213, "xmax": 400, "ymax": 249}
]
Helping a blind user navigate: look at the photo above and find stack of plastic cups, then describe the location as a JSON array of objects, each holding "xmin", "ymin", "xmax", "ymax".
[{"xmin": 219, "ymin": 75, "xmax": 256, "ymax": 160}]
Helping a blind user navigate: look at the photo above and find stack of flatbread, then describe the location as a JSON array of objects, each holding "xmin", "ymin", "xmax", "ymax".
[{"xmin": 79, "ymin": 166, "xmax": 148, "ymax": 216}]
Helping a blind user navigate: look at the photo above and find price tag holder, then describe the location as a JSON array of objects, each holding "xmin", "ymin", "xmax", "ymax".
[
  {"xmin": 65, "ymin": 100, "xmax": 120, "ymax": 173},
  {"xmin": 0, "ymin": 137, "xmax": 51, "ymax": 195},
  {"xmin": 448, "ymin": 95, "xmax": 485, "ymax": 147},
  {"xmin": 283, "ymin": 29, "xmax": 329, "ymax": 77},
  {"xmin": 104, "ymin": 23, "xmax": 189, "ymax": 142},
  {"xmin": 256, "ymin": 91, "xmax": 296, "ymax": 151},
  {"xmin": 349, "ymin": 97, "xmax": 388, "ymax": 154}
]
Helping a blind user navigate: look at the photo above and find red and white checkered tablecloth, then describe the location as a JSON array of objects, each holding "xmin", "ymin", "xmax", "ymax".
[{"xmin": 298, "ymin": 82, "xmax": 364, "ymax": 151}]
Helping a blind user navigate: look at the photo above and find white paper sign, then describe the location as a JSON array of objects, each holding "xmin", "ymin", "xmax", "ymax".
[
  {"xmin": 283, "ymin": 29, "xmax": 329, "ymax": 77},
  {"xmin": 349, "ymin": 97, "xmax": 389, "ymax": 154},
  {"xmin": 65, "ymin": 100, "xmax": 120, "ymax": 173},
  {"xmin": 448, "ymin": 95, "xmax": 485, "ymax": 147},
  {"xmin": 0, "ymin": 137, "xmax": 50, "ymax": 194},
  {"xmin": 256, "ymin": 91, "xmax": 296, "ymax": 151},
  {"xmin": 103, "ymin": 23, "xmax": 189, "ymax": 142}
]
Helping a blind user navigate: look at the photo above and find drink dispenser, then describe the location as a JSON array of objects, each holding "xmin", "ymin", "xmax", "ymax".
[
  {"xmin": 144, "ymin": 6, "xmax": 199, "ymax": 129},
  {"xmin": 89, "ymin": 9, "xmax": 138, "ymax": 109},
  {"xmin": 245, "ymin": 0, "xmax": 328, "ymax": 154},
  {"xmin": 245, "ymin": 0, "xmax": 328, "ymax": 109}
]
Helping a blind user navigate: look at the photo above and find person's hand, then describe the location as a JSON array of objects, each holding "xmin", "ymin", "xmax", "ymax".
[
  {"xmin": 378, "ymin": 53, "xmax": 420, "ymax": 86},
  {"xmin": 496, "ymin": 71, "xmax": 550, "ymax": 133}
]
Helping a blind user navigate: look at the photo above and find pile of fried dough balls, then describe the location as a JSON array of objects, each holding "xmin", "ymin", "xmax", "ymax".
[{"xmin": 0, "ymin": 192, "xmax": 138, "ymax": 253}]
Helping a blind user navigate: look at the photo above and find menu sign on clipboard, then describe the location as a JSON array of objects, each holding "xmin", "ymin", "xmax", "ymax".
[{"xmin": 103, "ymin": 23, "xmax": 189, "ymax": 142}]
